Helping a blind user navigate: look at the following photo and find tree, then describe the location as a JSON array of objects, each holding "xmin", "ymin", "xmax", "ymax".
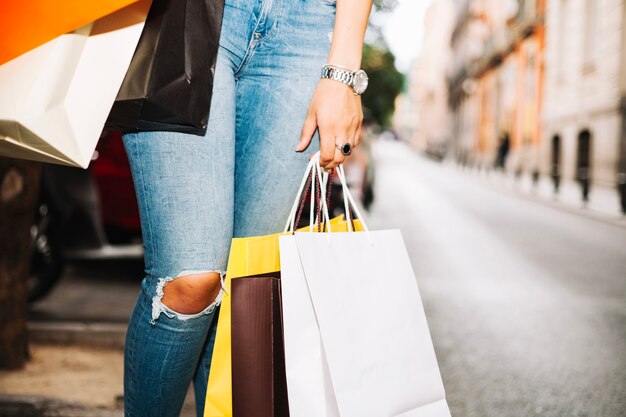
[
  {"xmin": 0, "ymin": 157, "xmax": 41, "ymax": 369},
  {"xmin": 361, "ymin": 41, "xmax": 404, "ymax": 129},
  {"xmin": 373, "ymin": 0, "xmax": 397, "ymax": 11}
]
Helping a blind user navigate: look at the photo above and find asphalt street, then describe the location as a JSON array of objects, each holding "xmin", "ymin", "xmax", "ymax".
[
  {"xmin": 367, "ymin": 140, "xmax": 626, "ymax": 417},
  {"xmin": 27, "ymin": 139, "xmax": 626, "ymax": 417}
]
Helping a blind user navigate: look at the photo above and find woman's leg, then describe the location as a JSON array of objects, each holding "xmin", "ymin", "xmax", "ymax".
[
  {"xmin": 193, "ymin": 0, "xmax": 336, "ymax": 414},
  {"xmin": 232, "ymin": 0, "xmax": 337, "ymax": 237},
  {"xmin": 121, "ymin": 42, "xmax": 238, "ymax": 417}
]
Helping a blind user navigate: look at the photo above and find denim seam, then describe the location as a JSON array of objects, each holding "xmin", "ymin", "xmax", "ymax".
[
  {"xmin": 233, "ymin": 6, "xmax": 264, "ymax": 76},
  {"xmin": 131, "ymin": 138, "xmax": 155, "ymax": 281},
  {"xmin": 234, "ymin": 41, "xmax": 257, "ymax": 77},
  {"xmin": 234, "ymin": 0, "xmax": 284, "ymax": 76},
  {"xmin": 252, "ymin": 0, "xmax": 284, "ymax": 46},
  {"xmin": 124, "ymin": 289, "xmax": 146, "ymax": 417}
]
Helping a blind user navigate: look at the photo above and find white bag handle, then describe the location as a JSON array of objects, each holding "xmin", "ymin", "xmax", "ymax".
[
  {"xmin": 284, "ymin": 152, "xmax": 332, "ymax": 234},
  {"xmin": 336, "ymin": 164, "xmax": 369, "ymax": 232},
  {"xmin": 284, "ymin": 152, "xmax": 370, "ymax": 234},
  {"xmin": 284, "ymin": 156, "xmax": 317, "ymax": 233}
]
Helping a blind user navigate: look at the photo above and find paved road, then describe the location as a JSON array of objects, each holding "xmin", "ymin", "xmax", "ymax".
[
  {"xmin": 368, "ymin": 140, "xmax": 626, "ymax": 417},
  {"xmin": 28, "ymin": 140, "xmax": 626, "ymax": 417}
]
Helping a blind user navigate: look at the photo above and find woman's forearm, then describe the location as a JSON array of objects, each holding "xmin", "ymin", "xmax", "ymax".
[
  {"xmin": 326, "ymin": 0, "xmax": 374, "ymax": 70},
  {"xmin": 296, "ymin": 0, "xmax": 373, "ymax": 168}
]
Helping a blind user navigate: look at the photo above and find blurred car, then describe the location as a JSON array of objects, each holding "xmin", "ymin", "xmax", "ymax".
[
  {"xmin": 29, "ymin": 130, "xmax": 376, "ymax": 302},
  {"xmin": 28, "ymin": 131, "xmax": 143, "ymax": 302}
]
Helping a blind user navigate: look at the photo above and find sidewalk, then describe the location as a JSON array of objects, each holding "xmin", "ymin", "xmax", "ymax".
[
  {"xmin": 0, "ymin": 341, "xmax": 198, "ymax": 417},
  {"xmin": 452, "ymin": 164, "xmax": 626, "ymax": 226},
  {"xmin": 0, "ymin": 344, "xmax": 125, "ymax": 417}
]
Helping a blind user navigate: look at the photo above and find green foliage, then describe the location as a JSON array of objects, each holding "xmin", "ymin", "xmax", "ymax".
[
  {"xmin": 361, "ymin": 42, "xmax": 404, "ymax": 128},
  {"xmin": 373, "ymin": 0, "xmax": 397, "ymax": 11}
]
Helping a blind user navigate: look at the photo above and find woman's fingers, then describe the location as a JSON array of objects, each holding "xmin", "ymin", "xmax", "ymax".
[
  {"xmin": 319, "ymin": 116, "xmax": 362, "ymax": 170},
  {"xmin": 353, "ymin": 112, "xmax": 363, "ymax": 147},
  {"xmin": 296, "ymin": 108, "xmax": 317, "ymax": 152},
  {"xmin": 302, "ymin": 78, "xmax": 364, "ymax": 169},
  {"xmin": 318, "ymin": 126, "xmax": 342, "ymax": 168}
]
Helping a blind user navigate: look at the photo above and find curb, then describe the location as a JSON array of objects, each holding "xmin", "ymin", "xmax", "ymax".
[
  {"xmin": 0, "ymin": 394, "xmax": 121, "ymax": 417},
  {"xmin": 28, "ymin": 322, "xmax": 126, "ymax": 350},
  {"xmin": 466, "ymin": 173, "xmax": 626, "ymax": 230}
]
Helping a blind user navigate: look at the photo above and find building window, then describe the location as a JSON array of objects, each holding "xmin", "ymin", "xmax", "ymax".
[
  {"xmin": 583, "ymin": 0, "xmax": 599, "ymax": 70},
  {"xmin": 551, "ymin": 135, "xmax": 562, "ymax": 192},
  {"xmin": 577, "ymin": 129, "xmax": 592, "ymax": 180}
]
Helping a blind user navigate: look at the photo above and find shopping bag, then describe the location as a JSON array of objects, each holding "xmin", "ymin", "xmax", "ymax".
[
  {"xmin": 279, "ymin": 158, "xmax": 357, "ymax": 417},
  {"xmin": 279, "ymin": 155, "xmax": 451, "ymax": 417},
  {"xmin": 0, "ymin": 0, "xmax": 151, "ymax": 168},
  {"xmin": 0, "ymin": 0, "xmax": 139, "ymax": 65},
  {"xmin": 105, "ymin": 0, "xmax": 224, "ymax": 135},
  {"xmin": 205, "ymin": 221, "xmax": 351, "ymax": 417},
  {"xmin": 204, "ymin": 158, "xmax": 353, "ymax": 417},
  {"xmin": 203, "ymin": 230, "xmax": 282, "ymax": 417},
  {"xmin": 231, "ymin": 272, "xmax": 289, "ymax": 417}
]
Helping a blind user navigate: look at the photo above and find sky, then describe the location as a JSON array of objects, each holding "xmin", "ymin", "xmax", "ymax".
[{"xmin": 376, "ymin": 0, "xmax": 434, "ymax": 74}]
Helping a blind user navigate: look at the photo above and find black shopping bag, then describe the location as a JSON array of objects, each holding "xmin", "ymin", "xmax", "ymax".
[{"xmin": 106, "ymin": 0, "xmax": 224, "ymax": 136}]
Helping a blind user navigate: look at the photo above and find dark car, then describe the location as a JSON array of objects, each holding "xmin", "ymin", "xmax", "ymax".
[
  {"xmin": 28, "ymin": 131, "xmax": 143, "ymax": 302},
  {"xmin": 29, "ymin": 131, "xmax": 375, "ymax": 302}
]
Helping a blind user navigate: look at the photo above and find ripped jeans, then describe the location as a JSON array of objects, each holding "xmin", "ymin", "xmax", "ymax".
[{"xmin": 121, "ymin": 0, "xmax": 335, "ymax": 416}]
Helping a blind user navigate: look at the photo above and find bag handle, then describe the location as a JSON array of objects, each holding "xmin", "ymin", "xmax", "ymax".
[
  {"xmin": 291, "ymin": 165, "xmax": 332, "ymax": 233},
  {"xmin": 284, "ymin": 153, "xmax": 333, "ymax": 234},
  {"xmin": 335, "ymin": 164, "xmax": 369, "ymax": 232},
  {"xmin": 284, "ymin": 157, "xmax": 315, "ymax": 233},
  {"xmin": 284, "ymin": 152, "xmax": 369, "ymax": 234}
]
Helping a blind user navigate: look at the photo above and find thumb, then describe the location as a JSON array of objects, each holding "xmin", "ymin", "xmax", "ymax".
[{"xmin": 296, "ymin": 112, "xmax": 317, "ymax": 152}]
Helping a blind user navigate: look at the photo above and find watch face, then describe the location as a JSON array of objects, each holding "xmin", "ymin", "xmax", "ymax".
[{"xmin": 353, "ymin": 70, "xmax": 368, "ymax": 94}]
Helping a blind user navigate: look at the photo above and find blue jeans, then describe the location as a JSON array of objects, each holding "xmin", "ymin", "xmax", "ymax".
[{"xmin": 121, "ymin": 0, "xmax": 336, "ymax": 416}]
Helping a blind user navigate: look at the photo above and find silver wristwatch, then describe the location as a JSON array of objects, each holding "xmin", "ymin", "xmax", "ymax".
[{"xmin": 320, "ymin": 64, "xmax": 369, "ymax": 95}]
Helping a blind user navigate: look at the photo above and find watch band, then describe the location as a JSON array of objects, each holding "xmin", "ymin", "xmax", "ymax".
[
  {"xmin": 320, "ymin": 64, "xmax": 368, "ymax": 95},
  {"xmin": 321, "ymin": 66, "xmax": 355, "ymax": 87}
]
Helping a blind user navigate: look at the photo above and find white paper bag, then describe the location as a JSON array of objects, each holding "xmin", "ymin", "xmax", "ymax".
[
  {"xmin": 280, "ymin": 155, "xmax": 451, "ymax": 417},
  {"xmin": 279, "ymin": 154, "xmax": 340, "ymax": 417},
  {"xmin": 0, "ymin": 0, "xmax": 150, "ymax": 168},
  {"xmin": 279, "ymin": 235, "xmax": 340, "ymax": 417}
]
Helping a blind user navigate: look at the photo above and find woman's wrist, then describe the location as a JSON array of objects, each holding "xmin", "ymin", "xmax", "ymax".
[
  {"xmin": 325, "ymin": 52, "xmax": 362, "ymax": 71},
  {"xmin": 324, "ymin": 0, "xmax": 372, "ymax": 71}
]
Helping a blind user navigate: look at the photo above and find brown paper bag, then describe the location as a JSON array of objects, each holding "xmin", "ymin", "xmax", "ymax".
[{"xmin": 231, "ymin": 271, "xmax": 289, "ymax": 417}]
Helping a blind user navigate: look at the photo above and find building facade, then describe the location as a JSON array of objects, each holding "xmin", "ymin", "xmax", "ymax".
[
  {"xmin": 448, "ymin": 0, "xmax": 546, "ymax": 172},
  {"xmin": 409, "ymin": 0, "xmax": 456, "ymax": 158},
  {"xmin": 543, "ymin": 0, "xmax": 625, "ymax": 191},
  {"xmin": 444, "ymin": 0, "xmax": 626, "ymax": 208}
]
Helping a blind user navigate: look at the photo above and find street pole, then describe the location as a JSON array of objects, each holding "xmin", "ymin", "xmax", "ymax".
[
  {"xmin": 0, "ymin": 157, "xmax": 41, "ymax": 369},
  {"xmin": 618, "ymin": 3, "xmax": 626, "ymax": 215},
  {"xmin": 617, "ymin": 96, "xmax": 626, "ymax": 215}
]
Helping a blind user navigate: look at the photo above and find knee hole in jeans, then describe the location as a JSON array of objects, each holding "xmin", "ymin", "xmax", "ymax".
[{"xmin": 150, "ymin": 270, "xmax": 226, "ymax": 324}]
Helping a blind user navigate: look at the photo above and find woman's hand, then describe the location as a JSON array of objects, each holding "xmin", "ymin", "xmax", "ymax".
[
  {"xmin": 295, "ymin": 0, "xmax": 372, "ymax": 169},
  {"xmin": 296, "ymin": 78, "xmax": 363, "ymax": 170}
]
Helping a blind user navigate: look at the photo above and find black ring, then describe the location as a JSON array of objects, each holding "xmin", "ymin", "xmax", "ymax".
[{"xmin": 336, "ymin": 143, "xmax": 352, "ymax": 156}]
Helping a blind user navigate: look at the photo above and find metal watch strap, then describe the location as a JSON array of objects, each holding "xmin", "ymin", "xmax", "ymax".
[{"xmin": 321, "ymin": 66, "xmax": 355, "ymax": 88}]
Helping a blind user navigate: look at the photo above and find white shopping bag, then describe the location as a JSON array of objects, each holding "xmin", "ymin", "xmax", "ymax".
[
  {"xmin": 0, "ymin": 0, "xmax": 151, "ymax": 168},
  {"xmin": 279, "ymin": 156, "xmax": 340, "ymax": 417},
  {"xmin": 279, "ymin": 154, "xmax": 451, "ymax": 417},
  {"xmin": 279, "ymin": 238, "xmax": 340, "ymax": 417}
]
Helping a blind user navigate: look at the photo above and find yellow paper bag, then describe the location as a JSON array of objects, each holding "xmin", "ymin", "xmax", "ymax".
[{"xmin": 204, "ymin": 217, "xmax": 362, "ymax": 417}]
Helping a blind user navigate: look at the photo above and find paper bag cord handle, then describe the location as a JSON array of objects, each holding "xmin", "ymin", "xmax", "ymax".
[
  {"xmin": 293, "ymin": 173, "xmax": 312, "ymax": 234},
  {"xmin": 336, "ymin": 164, "xmax": 369, "ymax": 232},
  {"xmin": 286, "ymin": 152, "xmax": 360, "ymax": 234},
  {"xmin": 284, "ymin": 157, "xmax": 315, "ymax": 233}
]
